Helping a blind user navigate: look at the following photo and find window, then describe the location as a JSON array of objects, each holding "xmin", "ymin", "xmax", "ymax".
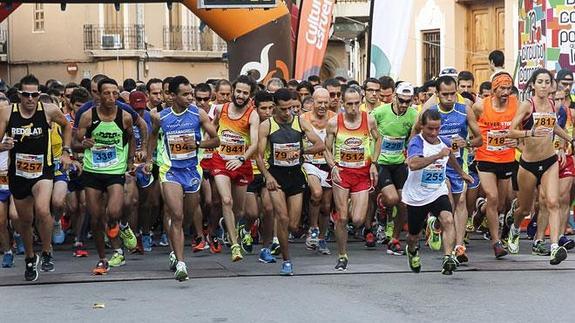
[
  {"xmin": 422, "ymin": 30, "xmax": 440, "ymax": 82},
  {"xmin": 33, "ymin": 4, "xmax": 45, "ymax": 32}
]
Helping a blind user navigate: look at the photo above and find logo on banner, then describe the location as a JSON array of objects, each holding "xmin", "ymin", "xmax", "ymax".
[
  {"xmin": 305, "ymin": 0, "xmax": 333, "ymax": 50},
  {"xmin": 240, "ymin": 43, "xmax": 289, "ymax": 82}
]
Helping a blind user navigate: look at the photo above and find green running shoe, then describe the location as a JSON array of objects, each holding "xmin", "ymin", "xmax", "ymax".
[
  {"xmin": 441, "ymin": 255, "xmax": 457, "ymax": 275},
  {"xmin": 108, "ymin": 252, "xmax": 125, "ymax": 267},
  {"xmin": 550, "ymin": 246, "xmax": 568, "ymax": 265},
  {"xmin": 169, "ymin": 251, "xmax": 177, "ymax": 271},
  {"xmin": 507, "ymin": 226, "xmax": 520, "ymax": 254},
  {"xmin": 532, "ymin": 240, "xmax": 550, "ymax": 256},
  {"xmin": 174, "ymin": 262, "xmax": 189, "ymax": 282},
  {"xmin": 231, "ymin": 244, "xmax": 243, "ymax": 262},
  {"xmin": 407, "ymin": 246, "xmax": 421, "ymax": 273},
  {"xmin": 120, "ymin": 226, "xmax": 137, "ymax": 250},
  {"xmin": 426, "ymin": 216, "xmax": 442, "ymax": 251},
  {"xmin": 240, "ymin": 228, "xmax": 253, "ymax": 254}
]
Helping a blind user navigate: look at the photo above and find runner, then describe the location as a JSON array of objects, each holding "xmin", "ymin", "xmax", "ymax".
[
  {"xmin": 325, "ymin": 87, "xmax": 381, "ymax": 271},
  {"xmin": 324, "ymin": 78, "xmax": 343, "ymax": 112},
  {"xmin": 360, "ymin": 78, "xmax": 381, "ymax": 113},
  {"xmin": 214, "ymin": 79, "xmax": 232, "ymax": 105},
  {"xmin": 0, "ymin": 104, "xmax": 12, "ymax": 268},
  {"xmin": 256, "ymin": 88, "xmax": 324, "ymax": 275},
  {"xmin": 507, "ymin": 69, "xmax": 573, "ymax": 265},
  {"xmin": 378, "ymin": 76, "xmax": 395, "ymax": 104},
  {"xmin": 0, "ymin": 74, "xmax": 72, "ymax": 281},
  {"xmin": 211, "ymin": 75, "xmax": 260, "ymax": 262}
]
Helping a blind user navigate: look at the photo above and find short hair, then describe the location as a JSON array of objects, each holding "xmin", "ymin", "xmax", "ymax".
[
  {"xmin": 254, "ymin": 90, "xmax": 275, "ymax": 108},
  {"xmin": 296, "ymin": 81, "xmax": 314, "ymax": 94},
  {"xmin": 421, "ymin": 108, "xmax": 441, "ymax": 126},
  {"xmin": 91, "ymin": 74, "xmax": 108, "ymax": 83},
  {"xmin": 363, "ymin": 77, "xmax": 381, "ymax": 89},
  {"xmin": 273, "ymin": 88, "xmax": 292, "ymax": 104},
  {"xmin": 266, "ymin": 78, "xmax": 284, "ymax": 90},
  {"xmin": 123, "ymin": 78, "xmax": 137, "ymax": 92},
  {"xmin": 46, "ymin": 88, "xmax": 61, "ymax": 97},
  {"xmin": 64, "ymin": 82, "xmax": 78, "ymax": 90},
  {"xmin": 136, "ymin": 84, "xmax": 147, "ymax": 92},
  {"xmin": 289, "ymin": 89, "xmax": 300, "ymax": 101},
  {"xmin": 512, "ymin": 86, "xmax": 519, "ymax": 96},
  {"xmin": 162, "ymin": 77, "xmax": 173, "ymax": 93},
  {"xmin": 302, "ymin": 96, "xmax": 314, "ymax": 106},
  {"xmin": 287, "ymin": 79, "xmax": 299, "ymax": 88},
  {"xmin": 479, "ymin": 81, "xmax": 492, "ymax": 92},
  {"xmin": 336, "ymin": 76, "xmax": 347, "ymax": 83},
  {"xmin": 457, "ymin": 71, "xmax": 475, "ymax": 84},
  {"xmin": 70, "ymin": 87, "xmax": 90, "ymax": 105},
  {"xmin": 342, "ymin": 86, "xmax": 361, "ymax": 100},
  {"xmin": 169, "ymin": 75, "xmax": 191, "ymax": 95},
  {"xmin": 422, "ymin": 80, "xmax": 437, "ymax": 92},
  {"xmin": 378, "ymin": 76, "xmax": 395, "ymax": 90},
  {"xmin": 20, "ymin": 74, "xmax": 40, "ymax": 88},
  {"xmin": 323, "ymin": 78, "xmax": 341, "ymax": 89},
  {"xmin": 215, "ymin": 79, "xmax": 232, "ymax": 92},
  {"xmin": 436, "ymin": 75, "xmax": 457, "ymax": 91},
  {"xmin": 347, "ymin": 80, "xmax": 360, "ymax": 87},
  {"xmin": 194, "ymin": 82, "xmax": 212, "ymax": 96},
  {"xmin": 97, "ymin": 78, "xmax": 119, "ymax": 93},
  {"xmin": 80, "ymin": 78, "xmax": 91, "ymax": 92},
  {"xmin": 307, "ymin": 75, "xmax": 321, "ymax": 83},
  {"xmin": 146, "ymin": 78, "xmax": 163, "ymax": 93},
  {"xmin": 233, "ymin": 75, "xmax": 257, "ymax": 95},
  {"xmin": 488, "ymin": 50, "xmax": 505, "ymax": 68}
]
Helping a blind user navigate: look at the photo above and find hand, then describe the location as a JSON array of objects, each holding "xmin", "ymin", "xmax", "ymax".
[
  {"xmin": 225, "ymin": 158, "xmax": 243, "ymax": 171},
  {"xmin": 462, "ymin": 173, "xmax": 474, "ymax": 184},
  {"xmin": 142, "ymin": 161, "xmax": 153, "ymax": 175},
  {"xmin": 439, "ymin": 147, "xmax": 451, "ymax": 158},
  {"xmin": 558, "ymin": 150, "xmax": 567, "ymax": 168},
  {"xmin": 71, "ymin": 160, "xmax": 83, "ymax": 176},
  {"xmin": 0, "ymin": 136, "xmax": 14, "ymax": 151},
  {"xmin": 182, "ymin": 135, "xmax": 197, "ymax": 150},
  {"xmin": 127, "ymin": 163, "xmax": 136, "ymax": 176},
  {"xmin": 135, "ymin": 150, "xmax": 147, "ymax": 163},
  {"xmin": 82, "ymin": 137, "xmax": 95, "ymax": 149},
  {"xmin": 59, "ymin": 153, "xmax": 72, "ymax": 171},
  {"xmin": 533, "ymin": 127, "xmax": 552, "ymax": 137},
  {"xmin": 331, "ymin": 166, "xmax": 342, "ymax": 184},
  {"xmin": 369, "ymin": 164, "xmax": 378, "ymax": 187},
  {"xmin": 451, "ymin": 137, "xmax": 466, "ymax": 149},
  {"xmin": 504, "ymin": 138, "xmax": 518, "ymax": 148},
  {"xmin": 265, "ymin": 174, "xmax": 281, "ymax": 191}
]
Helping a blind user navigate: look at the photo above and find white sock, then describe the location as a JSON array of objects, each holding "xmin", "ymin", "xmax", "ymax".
[
  {"xmin": 551, "ymin": 243, "xmax": 559, "ymax": 250},
  {"xmin": 115, "ymin": 248, "xmax": 123, "ymax": 255},
  {"xmin": 119, "ymin": 222, "xmax": 129, "ymax": 230},
  {"xmin": 177, "ymin": 261, "xmax": 186, "ymax": 267},
  {"xmin": 511, "ymin": 224, "xmax": 520, "ymax": 234},
  {"xmin": 4, "ymin": 249, "xmax": 12, "ymax": 255}
]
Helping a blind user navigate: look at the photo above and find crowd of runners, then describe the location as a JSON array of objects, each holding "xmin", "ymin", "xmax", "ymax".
[{"xmin": 1, "ymin": 49, "xmax": 575, "ymax": 282}]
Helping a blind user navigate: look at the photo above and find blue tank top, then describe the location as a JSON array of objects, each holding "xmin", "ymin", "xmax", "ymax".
[
  {"xmin": 429, "ymin": 102, "xmax": 468, "ymax": 162},
  {"xmin": 133, "ymin": 110, "xmax": 152, "ymax": 151},
  {"xmin": 159, "ymin": 105, "xmax": 202, "ymax": 169}
]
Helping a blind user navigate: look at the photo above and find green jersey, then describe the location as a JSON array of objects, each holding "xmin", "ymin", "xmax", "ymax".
[{"xmin": 371, "ymin": 103, "xmax": 417, "ymax": 165}]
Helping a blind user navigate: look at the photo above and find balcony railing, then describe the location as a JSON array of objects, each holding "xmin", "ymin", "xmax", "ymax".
[
  {"xmin": 83, "ymin": 24, "xmax": 145, "ymax": 51},
  {"xmin": 163, "ymin": 26, "xmax": 227, "ymax": 52},
  {"xmin": 0, "ymin": 28, "xmax": 7, "ymax": 55}
]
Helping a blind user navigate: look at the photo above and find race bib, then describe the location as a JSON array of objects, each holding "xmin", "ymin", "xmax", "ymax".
[
  {"xmin": 219, "ymin": 131, "xmax": 246, "ymax": 160},
  {"xmin": 381, "ymin": 136, "xmax": 405, "ymax": 155},
  {"xmin": 450, "ymin": 135, "xmax": 462, "ymax": 159},
  {"xmin": 203, "ymin": 147, "xmax": 215, "ymax": 159},
  {"xmin": 273, "ymin": 142, "xmax": 301, "ymax": 167},
  {"xmin": 91, "ymin": 145, "xmax": 119, "ymax": 168},
  {"xmin": 167, "ymin": 133, "xmax": 196, "ymax": 161},
  {"xmin": 421, "ymin": 162, "xmax": 445, "ymax": 189},
  {"xmin": 0, "ymin": 171, "xmax": 8, "ymax": 190},
  {"xmin": 339, "ymin": 146, "xmax": 366, "ymax": 168},
  {"xmin": 15, "ymin": 153, "xmax": 44, "ymax": 179},
  {"xmin": 486, "ymin": 130, "xmax": 509, "ymax": 152},
  {"xmin": 304, "ymin": 137, "xmax": 326, "ymax": 164},
  {"xmin": 533, "ymin": 112, "xmax": 556, "ymax": 130}
]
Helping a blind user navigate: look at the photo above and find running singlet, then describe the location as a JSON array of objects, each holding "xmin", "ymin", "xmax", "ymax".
[
  {"xmin": 334, "ymin": 111, "xmax": 372, "ymax": 168},
  {"xmin": 402, "ymin": 134, "xmax": 451, "ymax": 206},
  {"xmin": 371, "ymin": 103, "xmax": 417, "ymax": 165},
  {"xmin": 267, "ymin": 116, "xmax": 304, "ymax": 168},
  {"xmin": 200, "ymin": 104, "xmax": 217, "ymax": 161},
  {"xmin": 302, "ymin": 110, "xmax": 335, "ymax": 165},
  {"xmin": 0, "ymin": 150, "xmax": 7, "ymax": 190},
  {"xmin": 82, "ymin": 107, "xmax": 129, "ymax": 175},
  {"xmin": 215, "ymin": 103, "xmax": 253, "ymax": 161},
  {"xmin": 133, "ymin": 110, "xmax": 152, "ymax": 163},
  {"xmin": 159, "ymin": 105, "xmax": 202, "ymax": 170},
  {"xmin": 7, "ymin": 102, "xmax": 52, "ymax": 179},
  {"xmin": 555, "ymin": 105, "xmax": 573, "ymax": 154},
  {"xmin": 429, "ymin": 103, "xmax": 468, "ymax": 160},
  {"xmin": 50, "ymin": 121, "xmax": 63, "ymax": 172},
  {"xmin": 475, "ymin": 95, "xmax": 518, "ymax": 163}
]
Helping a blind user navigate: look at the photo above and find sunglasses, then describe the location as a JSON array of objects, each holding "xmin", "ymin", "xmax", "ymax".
[
  {"xmin": 19, "ymin": 91, "xmax": 40, "ymax": 98},
  {"xmin": 397, "ymin": 97, "xmax": 412, "ymax": 104},
  {"xmin": 329, "ymin": 92, "xmax": 342, "ymax": 98},
  {"xmin": 196, "ymin": 97, "xmax": 210, "ymax": 102}
]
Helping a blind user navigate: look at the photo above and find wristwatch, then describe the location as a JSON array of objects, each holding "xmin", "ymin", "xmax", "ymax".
[
  {"xmin": 195, "ymin": 140, "xmax": 201, "ymax": 149},
  {"xmin": 466, "ymin": 140, "xmax": 472, "ymax": 148},
  {"xmin": 63, "ymin": 146, "xmax": 72, "ymax": 155},
  {"xmin": 238, "ymin": 156, "xmax": 245, "ymax": 163}
]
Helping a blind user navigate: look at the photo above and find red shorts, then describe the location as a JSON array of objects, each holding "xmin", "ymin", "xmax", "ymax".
[
  {"xmin": 210, "ymin": 154, "xmax": 254, "ymax": 186},
  {"xmin": 200, "ymin": 157, "xmax": 214, "ymax": 174},
  {"xmin": 559, "ymin": 155, "xmax": 575, "ymax": 179},
  {"xmin": 333, "ymin": 165, "xmax": 372, "ymax": 193}
]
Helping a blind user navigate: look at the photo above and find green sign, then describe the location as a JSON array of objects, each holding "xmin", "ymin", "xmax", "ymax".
[{"xmin": 199, "ymin": 0, "xmax": 278, "ymax": 9}]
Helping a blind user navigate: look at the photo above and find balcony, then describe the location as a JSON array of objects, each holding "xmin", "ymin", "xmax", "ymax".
[
  {"xmin": 162, "ymin": 26, "xmax": 227, "ymax": 59},
  {"xmin": 83, "ymin": 24, "xmax": 145, "ymax": 57},
  {"xmin": 334, "ymin": 0, "xmax": 370, "ymax": 18}
]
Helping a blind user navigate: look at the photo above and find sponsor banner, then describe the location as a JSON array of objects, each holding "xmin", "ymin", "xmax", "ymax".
[
  {"xmin": 0, "ymin": 2, "xmax": 21, "ymax": 23},
  {"xmin": 294, "ymin": 0, "xmax": 335, "ymax": 80}
]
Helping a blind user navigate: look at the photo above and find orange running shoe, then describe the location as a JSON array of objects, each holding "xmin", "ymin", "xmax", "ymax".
[
  {"xmin": 107, "ymin": 223, "xmax": 120, "ymax": 239},
  {"xmin": 454, "ymin": 245, "xmax": 468, "ymax": 264},
  {"xmin": 192, "ymin": 238, "xmax": 207, "ymax": 253},
  {"xmin": 92, "ymin": 260, "xmax": 109, "ymax": 275},
  {"xmin": 209, "ymin": 236, "xmax": 222, "ymax": 254}
]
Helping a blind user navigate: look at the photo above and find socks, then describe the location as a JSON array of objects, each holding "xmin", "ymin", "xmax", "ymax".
[
  {"xmin": 115, "ymin": 248, "xmax": 124, "ymax": 256},
  {"xmin": 551, "ymin": 243, "xmax": 559, "ymax": 250},
  {"xmin": 119, "ymin": 222, "xmax": 129, "ymax": 230}
]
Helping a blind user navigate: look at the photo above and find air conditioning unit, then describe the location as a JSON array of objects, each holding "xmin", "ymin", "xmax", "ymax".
[{"xmin": 101, "ymin": 34, "xmax": 122, "ymax": 49}]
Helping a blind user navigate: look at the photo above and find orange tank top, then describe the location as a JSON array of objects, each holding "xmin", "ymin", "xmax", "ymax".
[
  {"xmin": 475, "ymin": 95, "xmax": 518, "ymax": 163},
  {"xmin": 216, "ymin": 103, "xmax": 254, "ymax": 160}
]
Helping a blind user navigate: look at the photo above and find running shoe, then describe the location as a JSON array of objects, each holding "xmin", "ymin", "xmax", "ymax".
[
  {"xmin": 240, "ymin": 228, "xmax": 253, "ymax": 254},
  {"xmin": 92, "ymin": 260, "xmax": 109, "ymax": 275},
  {"xmin": 375, "ymin": 224, "xmax": 387, "ymax": 244},
  {"xmin": 387, "ymin": 239, "xmax": 405, "ymax": 256},
  {"xmin": 107, "ymin": 223, "xmax": 120, "ymax": 239},
  {"xmin": 317, "ymin": 239, "xmax": 331, "ymax": 255},
  {"xmin": 231, "ymin": 244, "xmax": 243, "ymax": 262},
  {"xmin": 280, "ymin": 260, "xmax": 294, "ymax": 276},
  {"xmin": 507, "ymin": 225, "xmax": 520, "ymax": 254},
  {"xmin": 526, "ymin": 216, "xmax": 537, "ymax": 240},
  {"xmin": 365, "ymin": 231, "xmax": 376, "ymax": 248},
  {"xmin": 385, "ymin": 219, "xmax": 394, "ymax": 242},
  {"xmin": 192, "ymin": 238, "xmax": 207, "ymax": 253},
  {"xmin": 108, "ymin": 252, "xmax": 126, "ymax": 267},
  {"xmin": 466, "ymin": 216, "xmax": 475, "ymax": 233},
  {"xmin": 532, "ymin": 240, "xmax": 551, "ymax": 256},
  {"xmin": 441, "ymin": 255, "xmax": 457, "ymax": 275},
  {"xmin": 158, "ymin": 233, "xmax": 169, "ymax": 247},
  {"xmin": 120, "ymin": 225, "xmax": 137, "ymax": 250},
  {"xmin": 505, "ymin": 199, "xmax": 518, "ymax": 227},
  {"xmin": 14, "ymin": 233, "xmax": 25, "ymax": 255},
  {"xmin": 142, "ymin": 234, "xmax": 153, "ymax": 252},
  {"xmin": 209, "ymin": 236, "xmax": 222, "ymax": 254},
  {"xmin": 24, "ymin": 254, "xmax": 40, "ymax": 281},
  {"xmin": 73, "ymin": 242, "xmax": 89, "ymax": 257},
  {"xmin": 335, "ymin": 255, "xmax": 348, "ymax": 271},
  {"xmin": 52, "ymin": 221, "xmax": 65, "ymax": 245},
  {"xmin": 40, "ymin": 251, "xmax": 55, "ymax": 272},
  {"xmin": 493, "ymin": 240, "xmax": 508, "ymax": 259},
  {"xmin": 131, "ymin": 235, "xmax": 144, "ymax": 255},
  {"xmin": 258, "ymin": 248, "xmax": 276, "ymax": 263},
  {"xmin": 169, "ymin": 251, "xmax": 177, "ymax": 271},
  {"xmin": 406, "ymin": 246, "xmax": 421, "ymax": 273},
  {"xmin": 305, "ymin": 227, "xmax": 320, "ymax": 250},
  {"xmin": 426, "ymin": 216, "xmax": 442, "ymax": 251},
  {"xmin": 174, "ymin": 262, "xmax": 189, "ymax": 282},
  {"xmin": 270, "ymin": 237, "xmax": 281, "ymax": 256},
  {"xmin": 2, "ymin": 252, "xmax": 14, "ymax": 268},
  {"xmin": 550, "ymin": 245, "xmax": 568, "ymax": 265},
  {"xmin": 559, "ymin": 235, "xmax": 575, "ymax": 250},
  {"xmin": 454, "ymin": 245, "xmax": 468, "ymax": 264}
]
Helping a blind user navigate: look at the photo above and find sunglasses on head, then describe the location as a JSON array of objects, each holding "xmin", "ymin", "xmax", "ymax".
[
  {"xmin": 329, "ymin": 92, "xmax": 342, "ymax": 98},
  {"xmin": 19, "ymin": 91, "xmax": 40, "ymax": 98}
]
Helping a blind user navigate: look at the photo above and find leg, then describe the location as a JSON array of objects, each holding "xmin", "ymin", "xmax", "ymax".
[
  {"xmin": 259, "ymin": 188, "xmax": 274, "ymax": 246},
  {"xmin": 162, "ymin": 182, "xmax": 185, "ymax": 261},
  {"xmin": 477, "ymin": 171, "xmax": 503, "ymax": 243},
  {"xmin": 539, "ymin": 163, "xmax": 560, "ymax": 245},
  {"xmin": 318, "ymin": 188, "xmax": 332, "ymax": 240},
  {"xmin": 0, "ymin": 200, "xmax": 10, "ymax": 253},
  {"xmin": 333, "ymin": 185, "xmax": 350, "ymax": 257},
  {"xmin": 269, "ymin": 190, "xmax": 290, "ymax": 260},
  {"xmin": 85, "ymin": 188, "xmax": 105, "ymax": 259},
  {"xmin": 438, "ymin": 210, "xmax": 456, "ymax": 255},
  {"xmin": 31, "ymin": 180, "xmax": 54, "ymax": 254},
  {"xmin": 307, "ymin": 175, "xmax": 322, "ymax": 230},
  {"xmin": 51, "ymin": 181, "xmax": 68, "ymax": 222}
]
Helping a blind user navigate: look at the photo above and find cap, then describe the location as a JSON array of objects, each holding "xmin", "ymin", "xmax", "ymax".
[
  {"xmin": 556, "ymin": 69, "xmax": 573, "ymax": 81},
  {"xmin": 439, "ymin": 66, "xmax": 458, "ymax": 78},
  {"xmin": 129, "ymin": 91, "xmax": 147, "ymax": 110},
  {"xmin": 395, "ymin": 82, "xmax": 414, "ymax": 96}
]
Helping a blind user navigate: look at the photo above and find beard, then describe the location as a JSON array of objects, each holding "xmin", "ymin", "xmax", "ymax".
[{"xmin": 232, "ymin": 95, "xmax": 248, "ymax": 108}]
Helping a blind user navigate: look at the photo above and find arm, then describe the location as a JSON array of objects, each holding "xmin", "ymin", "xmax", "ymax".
[
  {"xmin": 198, "ymin": 109, "xmax": 220, "ymax": 149},
  {"xmin": 46, "ymin": 103, "xmax": 73, "ymax": 168},
  {"xmin": 134, "ymin": 114, "xmax": 148, "ymax": 161},
  {"xmin": 447, "ymin": 152, "xmax": 474, "ymax": 184},
  {"xmin": 508, "ymin": 102, "xmax": 534, "ymax": 139},
  {"xmin": 323, "ymin": 117, "xmax": 341, "ymax": 183},
  {"xmin": 300, "ymin": 118, "xmax": 324, "ymax": 155},
  {"xmin": 75, "ymin": 110, "xmax": 93, "ymax": 149},
  {"xmin": 465, "ymin": 106, "xmax": 483, "ymax": 147},
  {"xmin": 407, "ymin": 152, "xmax": 447, "ymax": 171},
  {"xmin": 243, "ymin": 110, "xmax": 260, "ymax": 160},
  {"xmin": 554, "ymin": 122, "xmax": 572, "ymax": 142},
  {"xmin": 145, "ymin": 110, "xmax": 160, "ymax": 170},
  {"xmin": 0, "ymin": 104, "xmax": 13, "ymax": 152},
  {"xmin": 255, "ymin": 120, "xmax": 279, "ymax": 191},
  {"xmin": 124, "ymin": 112, "xmax": 136, "ymax": 171},
  {"xmin": 368, "ymin": 115, "xmax": 381, "ymax": 163}
]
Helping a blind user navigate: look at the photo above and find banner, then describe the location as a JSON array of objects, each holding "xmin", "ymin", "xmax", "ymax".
[
  {"xmin": 518, "ymin": 0, "xmax": 575, "ymax": 100},
  {"xmin": 368, "ymin": 0, "xmax": 413, "ymax": 79},
  {"xmin": 294, "ymin": 0, "xmax": 335, "ymax": 80}
]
